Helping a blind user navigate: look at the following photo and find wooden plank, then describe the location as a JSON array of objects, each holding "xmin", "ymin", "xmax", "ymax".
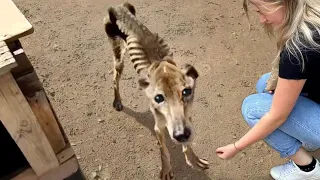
[
  {"xmin": 0, "ymin": 0, "xmax": 34, "ymax": 42},
  {"xmin": 12, "ymin": 157, "xmax": 80, "ymax": 180},
  {"xmin": 0, "ymin": 73, "xmax": 59, "ymax": 176},
  {"xmin": 56, "ymin": 145, "xmax": 75, "ymax": 164},
  {"xmin": 26, "ymin": 90, "xmax": 66, "ymax": 153},
  {"xmin": 0, "ymin": 41, "xmax": 17, "ymax": 76},
  {"xmin": 44, "ymin": 92, "xmax": 71, "ymax": 145},
  {"xmin": 7, "ymin": 40, "xmax": 34, "ymax": 78},
  {"xmin": 16, "ymin": 71, "xmax": 43, "ymax": 97},
  {"xmin": 3, "ymin": 145, "xmax": 76, "ymax": 180},
  {"xmin": 10, "ymin": 168, "xmax": 36, "ymax": 180}
]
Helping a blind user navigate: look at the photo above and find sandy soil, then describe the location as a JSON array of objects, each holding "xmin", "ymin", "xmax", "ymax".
[{"xmin": 12, "ymin": 0, "xmax": 290, "ymax": 179}]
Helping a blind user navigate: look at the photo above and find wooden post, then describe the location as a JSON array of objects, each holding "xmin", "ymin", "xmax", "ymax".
[{"xmin": 0, "ymin": 73, "xmax": 60, "ymax": 176}]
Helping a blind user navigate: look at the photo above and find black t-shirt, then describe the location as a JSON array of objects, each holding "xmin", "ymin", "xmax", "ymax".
[{"xmin": 279, "ymin": 35, "xmax": 320, "ymax": 104}]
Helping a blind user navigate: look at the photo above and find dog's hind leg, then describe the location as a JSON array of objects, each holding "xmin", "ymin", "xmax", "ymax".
[
  {"xmin": 111, "ymin": 38, "xmax": 125, "ymax": 111},
  {"xmin": 182, "ymin": 144, "xmax": 209, "ymax": 170},
  {"xmin": 105, "ymin": 20, "xmax": 126, "ymax": 111}
]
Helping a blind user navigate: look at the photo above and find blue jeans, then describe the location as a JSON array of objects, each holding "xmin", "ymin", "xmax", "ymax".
[{"xmin": 241, "ymin": 72, "xmax": 320, "ymax": 158}]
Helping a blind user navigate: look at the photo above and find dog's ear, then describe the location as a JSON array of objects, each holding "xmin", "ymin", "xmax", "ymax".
[
  {"xmin": 138, "ymin": 73, "xmax": 150, "ymax": 89},
  {"xmin": 138, "ymin": 76, "xmax": 149, "ymax": 89},
  {"xmin": 181, "ymin": 63, "xmax": 199, "ymax": 80},
  {"xmin": 123, "ymin": 2, "xmax": 136, "ymax": 15}
]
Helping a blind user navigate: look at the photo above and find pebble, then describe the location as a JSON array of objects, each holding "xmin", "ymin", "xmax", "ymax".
[
  {"xmin": 97, "ymin": 118, "xmax": 104, "ymax": 123},
  {"xmin": 92, "ymin": 172, "xmax": 98, "ymax": 178},
  {"xmin": 240, "ymin": 152, "xmax": 246, "ymax": 157}
]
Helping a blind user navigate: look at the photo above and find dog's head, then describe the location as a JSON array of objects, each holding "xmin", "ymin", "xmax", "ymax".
[{"xmin": 139, "ymin": 60, "xmax": 199, "ymax": 144}]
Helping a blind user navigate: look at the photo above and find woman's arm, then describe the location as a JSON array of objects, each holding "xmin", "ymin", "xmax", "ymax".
[{"xmin": 235, "ymin": 77, "xmax": 306, "ymax": 150}]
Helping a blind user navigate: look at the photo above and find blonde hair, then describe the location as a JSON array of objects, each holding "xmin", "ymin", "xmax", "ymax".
[{"xmin": 243, "ymin": 0, "xmax": 320, "ymax": 71}]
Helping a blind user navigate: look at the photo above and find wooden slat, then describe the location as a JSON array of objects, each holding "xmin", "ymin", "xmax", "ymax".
[
  {"xmin": 0, "ymin": 0, "xmax": 34, "ymax": 42},
  {"xmin": 0, "ymin": 73, "xmax": 59, "ymax": 176},
  {"xmin": 0, "ymin": 41, "xmax": 17, "ymax": 76},
  {"xmin": 3, "ymin": 145, "xmax": 76, "ymax": 180},
  {"xmin": 56, "ymin": 145, "xmax": 75, "ymax": 164},
  {"xmin": 26, "ymin": 90, "xmax": 66, "ymax": 153},
  {"xmin": 16, "ymin": 71, "xmax": 43, "ymax": 97},
  {"xmin": 44, "ymin": 92, "xmax": 70, "ymax": 145},
  {"xmin": 7, "ymin": 40, "xmax": 34, "ymax": 78},
  {"xmin": 12, "ymin": 157, "xmax": 79, "ymax": 180}
]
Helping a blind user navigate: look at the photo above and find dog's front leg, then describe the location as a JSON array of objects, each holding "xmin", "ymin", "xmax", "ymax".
[
  {"xmin": 182, "ymin": 144, "xmax": 209, "ymax": 170},
  {"xmin": 155, "ymin": 125, "xmax": 174, "ymax": 180}
]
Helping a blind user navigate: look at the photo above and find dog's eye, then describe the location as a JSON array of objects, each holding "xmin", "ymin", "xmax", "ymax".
[
  {"xmin": 154, "ymin": 95, "xmax": 164, "ymax": 103},
  {"xmin": 182, "ymin": 88, "xmax": 192, "ymax": 97}
]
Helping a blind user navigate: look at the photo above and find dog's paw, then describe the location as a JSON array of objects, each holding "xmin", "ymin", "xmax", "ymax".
[
  {"xmin": 186, "ymin": 157, "xmax": 209, "ymax": 170},
  {"xmin": 160, "ymin": 169, "xmax": 174, "ymax": 180},
  {"xmin": 113, "ymin": 100, "xmax": 123, "ymax": 111}
]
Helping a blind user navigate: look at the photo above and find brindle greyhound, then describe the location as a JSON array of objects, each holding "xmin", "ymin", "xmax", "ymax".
[{"xmin": 104, "ymin": 2, "xmax": 209, "ymax": 179}]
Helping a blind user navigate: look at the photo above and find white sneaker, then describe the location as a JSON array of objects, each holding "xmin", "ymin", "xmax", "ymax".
[{"xmin": 270, "ymin": 159, "xmax": 320, "ymax": 180}]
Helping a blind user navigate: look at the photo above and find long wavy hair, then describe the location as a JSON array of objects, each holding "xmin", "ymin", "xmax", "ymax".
[{"xmin": 243, "ymin": 0, "xmax": 320, "ymax": 70}]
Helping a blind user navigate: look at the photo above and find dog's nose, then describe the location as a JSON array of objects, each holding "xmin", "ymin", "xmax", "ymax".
[{"xmin": 173, "ymin": 127, "xmax": 191, "ymax": 142}]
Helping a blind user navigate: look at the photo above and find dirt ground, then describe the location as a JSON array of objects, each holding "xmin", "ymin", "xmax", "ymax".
[{"xmin": 12, "ymin": 0, "xmax": 290, "ymax": 179}]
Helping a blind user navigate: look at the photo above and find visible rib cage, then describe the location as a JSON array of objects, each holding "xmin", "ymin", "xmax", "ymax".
[{"xmin": 104, "ymin": 2, "xmax": 173, "ymax": 74}]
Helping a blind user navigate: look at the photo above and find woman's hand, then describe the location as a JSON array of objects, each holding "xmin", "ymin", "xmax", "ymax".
[{"xmin": 215, "ymin": 143, "xmax": 240, "ymax": 160}]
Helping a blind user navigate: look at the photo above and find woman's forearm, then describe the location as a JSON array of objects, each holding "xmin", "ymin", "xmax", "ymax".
[{"xmin": 235, "ymin": 112, "xmax": 286, "ymax": 150}]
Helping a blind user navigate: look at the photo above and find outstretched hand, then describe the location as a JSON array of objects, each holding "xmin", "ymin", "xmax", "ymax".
[{"xmin": 215, "ymin": 144, "xmax": 240, "ymax": 160}]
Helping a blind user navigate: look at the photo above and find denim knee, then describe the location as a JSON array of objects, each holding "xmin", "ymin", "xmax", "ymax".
[
  {"xmin": 241, "ymin": 94, "xmax": 263, "ymax": 128},
  {"xmin": 256, "ymin": 72, "xmax": 271, "ymax": 93}
]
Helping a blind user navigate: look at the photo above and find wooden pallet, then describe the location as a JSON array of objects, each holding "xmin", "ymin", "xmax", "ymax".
[
  {"xmin": 0, "ymin": 0, "xmax": 83, "ymax": 179},
  {"xmin": 0, "ymin": 40, "xmax": 82, "ymax": 180}
]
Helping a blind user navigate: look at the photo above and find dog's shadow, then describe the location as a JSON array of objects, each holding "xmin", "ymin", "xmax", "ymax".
[{"xmin": 123, "ymin": 107, "xmax": 213, "ymax": 180}]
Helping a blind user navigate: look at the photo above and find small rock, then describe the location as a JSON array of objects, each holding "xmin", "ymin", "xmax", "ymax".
[
  {"xmin": 92, "ymin": 172, "xmax": 98, "ymax": 178},
  {"xmin": 258, "ymin": 158, "xmax": 264, "ymax": 163},
  {"xmin": 240, "ymin": 152, "xmax": 246, "ymax": 157},
  {"xmin": 71, "ymin": 143, "xmax": 76, "ymax": 146},
  {"xmin": 49, "ymin": 91, "xmax": 55, "ymax": 97},
  {"xmin": 53, "ymin": 43, "xmax": 59, "ymax": 51},
  {"xmin": 257, "ymin": 141, "xmax": 264, "ymax": 148},
  {"xmin": 97, "ymin": 119, "xmax": 104, "ymax": 123},
  {"xmin": 233, "ymin": 134, "xmax": 237, "ymax": 139},
  {"xmin": 98, "ymin": 164, "xmax": 102, "ymax": 172},
  {"xmin": 76, "ymin": 156, "xmax": 81, "ymax": 160}
]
